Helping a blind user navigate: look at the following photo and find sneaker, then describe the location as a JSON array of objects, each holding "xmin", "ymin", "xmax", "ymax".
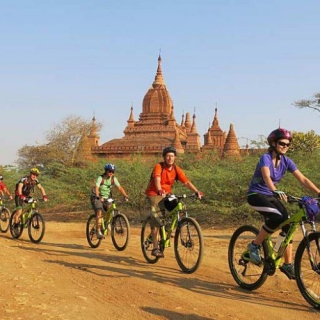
[
  {"xmin": 279, "ymin": 263, "xmax": 295, "ymax": 280},
  {"xmin": 96, "ymin": 230, "xmax": 104, "ymax": 239},
  {"xmin": 248, "ymin": 242, "xmax": 262, "ymax": 265},
  {"xmin": 151, "ymin": 248, "xmax": 164, "ymax": 258}
]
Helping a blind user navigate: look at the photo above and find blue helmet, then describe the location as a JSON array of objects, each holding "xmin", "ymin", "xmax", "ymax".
[{"xmin": 104, "ymin": 163, "xmax": 116, "ymax": 171}]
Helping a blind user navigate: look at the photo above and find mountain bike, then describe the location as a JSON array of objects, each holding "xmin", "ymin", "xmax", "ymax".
[
  {"xmin": 141, "ymin": 194, "xmax": 204, "ymax": 274},
  {"xmin": 228, "ymin": 194, "xmax": 320, "ymax": 309},
  {"xmin": 0, "ymin": 196, "xmax": 11, "ymax": 233},
  {"xmin": 9, "ymin": 197, "xmax": 46, "ymax": 243},
  {"xmin": 86, "ymin": 198, "xmax": 130, "ymax": 250}
]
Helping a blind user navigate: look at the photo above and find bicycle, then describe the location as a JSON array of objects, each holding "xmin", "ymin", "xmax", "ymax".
[
  {"xmin": 0, "ymin": 196, "xmax": 11, "ymax": 233},
  {"xmin": 141, "ymin": 194, "xmax": 204, "ymax": 274},
  {"xmin": 228, "ymin": 194, "xmax": 320, "ymax": 309},
  {"xmin": 9, "ymin": 197, "xmax": 46, "ymax": 243},
  {"xmin": 86, "ymin": 198, "xmax": 130, "ymax": 250}
]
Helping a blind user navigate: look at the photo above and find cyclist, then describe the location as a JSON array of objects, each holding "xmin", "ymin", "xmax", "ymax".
[
  {"xmin": 14, "ymin": 168, "xmax": 48, "ymax": 225},
  {"xmin": 247, "ymin": 128, "xmax": 320, "ymax": 279},
  {"xmin": 145, "ymin": 146, "xmax": 203, "ymax": 258},
  {"xmin": 91, "ymin": 163, "xmax": 129, "ymax": 239},
  {"xmin": 0, "ymin": 175, "xmax": 13, "ymax": 200}
]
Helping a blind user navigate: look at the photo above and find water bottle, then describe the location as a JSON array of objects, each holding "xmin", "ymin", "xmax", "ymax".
[{"xmin": 274, "ymin": 231, "xmax": 286, "ymax": 252}]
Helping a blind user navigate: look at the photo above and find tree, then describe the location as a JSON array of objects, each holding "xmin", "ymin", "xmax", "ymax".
[
  {"xmin": 17, "ymin": 115, "xmax": 102, "ymax": 167},
  {"xmin": 293, "ymin": 92, "xmax": 320, "ymax": 113},
  {"xmin": 289, "ymin": 130, "xmax": 320, "ymax": 155}
]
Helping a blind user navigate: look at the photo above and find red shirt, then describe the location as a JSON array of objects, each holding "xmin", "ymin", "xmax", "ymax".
[
  {"xmin": 0, "ymin": 181, "xmax": 7, "ymax": 191},
  {"xmin": 146, "ymin": 163, "xmax": 188, "ymax": 196}
]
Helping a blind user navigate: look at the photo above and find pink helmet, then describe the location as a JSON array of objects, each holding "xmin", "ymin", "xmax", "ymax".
[{"xmin": 267, "ymin": 128, "xmax": 292, "ymax": 146}]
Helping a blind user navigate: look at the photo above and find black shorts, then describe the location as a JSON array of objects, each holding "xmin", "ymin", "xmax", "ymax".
[{"xmin": 247, "ymin": 193, "xmax": 289, "ymax": 233}]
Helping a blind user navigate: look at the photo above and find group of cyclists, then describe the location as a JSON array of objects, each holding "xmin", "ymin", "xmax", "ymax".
[{"xmin": 1, "ymin": 127, "xmax": 320, "ymax": 278}]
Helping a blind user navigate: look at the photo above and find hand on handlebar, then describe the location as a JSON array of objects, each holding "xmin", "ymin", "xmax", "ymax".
[
  {"xmin": 195, "ymin": 191, "xmax": 204, "ymax": 199},
  {"xmin": 273, "ymin": 190, "xmax": 287, "ymax": 201}
]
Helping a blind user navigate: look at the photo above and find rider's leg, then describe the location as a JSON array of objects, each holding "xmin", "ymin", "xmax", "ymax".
[{"xmin": 284, "ymin": 243, "xmax": 293, "ymax": 264}]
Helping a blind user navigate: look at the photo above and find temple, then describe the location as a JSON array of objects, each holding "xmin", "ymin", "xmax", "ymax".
[{"xmin": 89, "ymin": 55, "xmax": 241, "ymax": 159}]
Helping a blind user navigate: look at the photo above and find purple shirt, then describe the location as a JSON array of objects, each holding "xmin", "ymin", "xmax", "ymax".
[{"xmin": 248, "ymin": 152, "xmax": 298, "ymax": 195}]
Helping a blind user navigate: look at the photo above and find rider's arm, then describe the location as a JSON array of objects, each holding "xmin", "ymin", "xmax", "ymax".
[
  {"xmin": 118, "ymin": 186, "xmax": 128, "ymax": 199},
  {"xmin": 292, "ymin": 169, "xmax": 320, "ymax": 194},
  {"xmin": 261, "ymin": 167, "xmax": 277, "ymax": 192},
  {"xmin": 37, "ymin": 184, "xmax": 47, "ymax": 197}
]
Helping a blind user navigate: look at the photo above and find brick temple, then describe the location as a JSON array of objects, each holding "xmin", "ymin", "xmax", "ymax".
[{"xmin": 88, "ymin": 55, "xmax": 241, "ymax": 159}]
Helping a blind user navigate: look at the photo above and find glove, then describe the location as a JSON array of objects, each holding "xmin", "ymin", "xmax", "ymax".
[
  {"xmin": 124, "ymin": 196, "xmax": 129, "ymax": 202},
  {"xmin": 43, "ymin": 195, "xmax": 48, "ymax": 202},
  {"xmin": 157, "ymin": 190, "xmax": 166, "ymax": 196},
  {"xmin": 19, "ymin": 194, "xmax": 26, "ymax": 201},
  {"xmin": 273, "ymin": 190, "xmax": 286, "ymax": 198}
]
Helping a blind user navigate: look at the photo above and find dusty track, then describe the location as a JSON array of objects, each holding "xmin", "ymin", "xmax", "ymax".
[{"xmin": 0, "ymin": 221, "xmax": 319, "ymax": 320}]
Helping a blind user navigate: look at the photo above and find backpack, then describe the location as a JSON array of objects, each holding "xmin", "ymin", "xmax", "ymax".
[
  {"xmin": 148, "ymin": 162, "xmax": 179, "ymax": 186},
  {"xmin": 15, "ymin": 177, "xmax": 36, "ymax": 196}
]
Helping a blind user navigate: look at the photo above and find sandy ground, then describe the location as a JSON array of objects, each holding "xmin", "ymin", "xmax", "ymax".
[{"xmin": 0, "ymin": 217, "xmax": 319, "ymax": 320}]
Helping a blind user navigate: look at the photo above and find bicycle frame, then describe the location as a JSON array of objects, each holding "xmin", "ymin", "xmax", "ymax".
[
  {"xmin": 21, "ymin": 200, "xmax": 38, "ymax": 226},
  {"xmin": 159, "ymin": 200, "xmax": 186, "ymax": 247},
  {"xmin": 264, "ymin": 203, "xmax": 317, "ymax": 268},
  {"xmin": 101, "ymin": 199, "xmax": 118, "ymax": 235}
]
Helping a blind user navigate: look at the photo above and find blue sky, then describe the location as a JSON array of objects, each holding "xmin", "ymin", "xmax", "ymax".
[{"xmin": 1, "ymin": 0, "xmax": 319, "ymax": 165}]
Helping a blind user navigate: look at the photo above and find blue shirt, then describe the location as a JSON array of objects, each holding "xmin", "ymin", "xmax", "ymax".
[{"xmin": 248, "ymin": 152, "xmax": 297, "ymax": 196}]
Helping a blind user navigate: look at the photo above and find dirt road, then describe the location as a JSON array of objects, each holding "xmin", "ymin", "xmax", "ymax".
[{"xmin": 0, "ymin": 219, "xmax": 319, "ymax": 320}]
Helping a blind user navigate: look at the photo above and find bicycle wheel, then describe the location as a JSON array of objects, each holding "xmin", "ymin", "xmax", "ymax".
[
  {"xmin": 174, "ymin": 217, "xmax": 204, "ymax": 274},
  {"xmin": 295, "ymin": 232, "xmax": 320, "ymax": 309},
  {"xmin": 86, "ymin": 214, "xmax": 102, "ymax": 248},
  {"xmin": 0, "ymin": 207, "xmax": 11, "ymax": 233},
  {"xmin": 228, "ymin": 225, "xmax": 268, "ymax": 290},
  {"xmin": 140, "ymin": 215, "xmax": 161, "ymax": 264},
  {"xmin": 28, "ymin": 213, "xmax": 45, "ymax": 243},
  {"xmin": 111, "ymin": 213, "xmax": 130, "ymax": 251},
  {"xmin": 9, "ymin": 210, "xmax": 24, "ymax": 239}
]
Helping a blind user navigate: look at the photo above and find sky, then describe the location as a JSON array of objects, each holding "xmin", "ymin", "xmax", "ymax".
[{"xmin": 1, "ymin": 0, "xmax": 320, "ymax": 166}]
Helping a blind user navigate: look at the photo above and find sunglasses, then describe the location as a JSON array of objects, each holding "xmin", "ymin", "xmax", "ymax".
[
  {"xmin": 108, "ymin": 170, "xmax": 115, "ymax": 174},
  {"xmin": 277, "ymin": 141, "xmax": 291, "ymax": 147}
]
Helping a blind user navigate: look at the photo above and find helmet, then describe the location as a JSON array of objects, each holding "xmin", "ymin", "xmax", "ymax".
[
  {"xmin": 162, "ymin": 146, "xmax": 177, "ymax": 157},
  {"xmin": 0, "ymin": 175, "xmax": 3, "ymax": 180},
  {"xmin": 267, "ymin": 128, "xmax": 292, "ymax": 146},
  {"xmin": 104, "ymin": 163, "xmax": 116, "ymax": 171},
  {"xmin": 30, "ymin": 167, "xmax": 40, "ymax": 176}
]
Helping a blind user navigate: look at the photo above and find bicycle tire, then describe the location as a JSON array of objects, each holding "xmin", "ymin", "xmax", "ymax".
[
  {"xmin": 140, "ymin": 215, "xmax": 161, "ymax": 264},
  {"xmin": 174, "ymin": 216, "xmax": 204, "ymax": 274},
  {"xmin": 86, "ymin": 213, "xmax": 102, "ymax": 248},
  {"xmin": 28, "ymin": 213, "xmax": 45, "ymax": 243},
  {"xmin": 111, "ymin": 213, "xmax": 130, "ymax": 251},
  {"xmin": 9, "ymin": 210, "xmax": 24, "ymax": 239},
  {"xmin": 0, "ymin": 207, "xmax": 11, "ymax": 233},
  {"xmin": 228, "ymin": 225, "xmax": 268, "ymax": 290},
  {"xmin": 295, "ymin": 232, "xmax": 320, "ymax": 309}
]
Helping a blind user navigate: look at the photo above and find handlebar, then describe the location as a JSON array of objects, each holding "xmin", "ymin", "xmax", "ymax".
[
  {"xmin": 165, "ymin": 193, "xmax": 200, "ymax": 201},
  {"xmin": 287, "ymin": 195, "xmax": 320, "ymax": 204}
]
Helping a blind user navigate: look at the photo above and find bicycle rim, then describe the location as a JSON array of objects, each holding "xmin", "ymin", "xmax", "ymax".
[
  {"xmin": 228, "ymin": 225, "xmax": 268, "ymax": 290},
  {"xmin": 111, "ymin": 213, "xmax": 130, "ymax": 251},
  {"xmin": 0, "ymin": 207, "xmax": 11, "ymax": 233},
  {"xmin": 86, "ymin": 214, "xmax": 102, "ymax": 248},
  {"xmin": 9, "ymin": 210, "xmax": 23, "ymax": 239},
  {"xmin": 140, "ymin": 216, "xmax": 160, "ymax": 264},
  {"xmin": 295, "ymin": 232, "xmax": 320, "ymax": 309},
  {"xmin": 28, "ymin": 213, "xmax": 45, "ymax": 243},
  {"xmin": 174, "ymin": 217, "xmax": 204, "ymax": 274}
]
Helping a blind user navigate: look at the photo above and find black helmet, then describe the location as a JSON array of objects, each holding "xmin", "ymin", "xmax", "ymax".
[
  {"xmin": 267, "ymin": 128, "xmax": 292, "ymax": 146},
  {"xmin": 162, "ymin": 146, "xmax": 177, "ymax": 157}
]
